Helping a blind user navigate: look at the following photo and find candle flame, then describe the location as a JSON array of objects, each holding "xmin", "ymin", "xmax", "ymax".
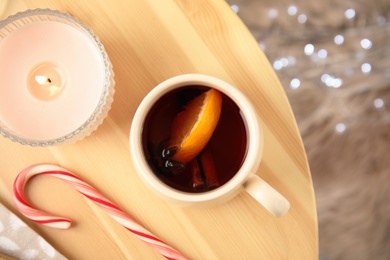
[{"xmin": 35, "ymin": 76, "xmax": 52, "ymax": 85}]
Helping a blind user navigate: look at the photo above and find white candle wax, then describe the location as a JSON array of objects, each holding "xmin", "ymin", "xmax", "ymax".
[{"xmin": 0, "ymin": 13, "xmax": 111, "ymax": 143}]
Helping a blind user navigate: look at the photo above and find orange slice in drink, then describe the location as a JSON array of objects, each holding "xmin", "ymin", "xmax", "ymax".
[{"xmin": 169, "ymin": 88, "xmax": 222, "ymax": 163}]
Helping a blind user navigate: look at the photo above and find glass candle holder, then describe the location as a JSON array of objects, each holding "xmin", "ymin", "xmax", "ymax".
[{"xmin": 0, "ymin": 9, "xmax": 115, "ymax": 146}]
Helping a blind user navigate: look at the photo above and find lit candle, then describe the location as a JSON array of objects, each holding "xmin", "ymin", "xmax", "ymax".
[{"xmin": 0, "ymin": 9, "xmax": 114, "ymax": 146}]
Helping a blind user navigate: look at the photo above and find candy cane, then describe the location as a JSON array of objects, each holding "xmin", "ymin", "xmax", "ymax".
[{"xmin": 13, "ymin": 164, "xmax": 187, "ymax": 260}]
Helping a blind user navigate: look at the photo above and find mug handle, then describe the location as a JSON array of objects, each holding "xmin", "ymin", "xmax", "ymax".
[{"xmin": 243, "ymin": 175, "xmax": 290, "ymax": 217}]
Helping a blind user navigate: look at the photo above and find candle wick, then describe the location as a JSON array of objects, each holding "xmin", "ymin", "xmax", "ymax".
[{"xmin": 47, "ymin": 78, "xmax": 52, "ymax": 83}]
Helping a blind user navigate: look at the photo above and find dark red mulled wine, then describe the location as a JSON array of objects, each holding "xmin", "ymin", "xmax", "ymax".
[{"xmin": 141, "ymin": 86, "xmax": 248, "ymax": 193}]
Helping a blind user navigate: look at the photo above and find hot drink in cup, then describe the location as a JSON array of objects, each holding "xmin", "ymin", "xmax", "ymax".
[{"xmin": 130, "ymin": 74, "xmax": 290, "ymax": 217}]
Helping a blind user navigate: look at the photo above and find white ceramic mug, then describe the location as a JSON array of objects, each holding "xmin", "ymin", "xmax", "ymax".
[{"xmin": 130, "ymin": 74, "xmax": 290, "ymax": 217}]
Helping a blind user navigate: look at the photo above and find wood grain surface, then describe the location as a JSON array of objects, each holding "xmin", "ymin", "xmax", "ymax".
[{"xmin": 0, "ymin": 0, "xmax": 318, "ymax": 259}]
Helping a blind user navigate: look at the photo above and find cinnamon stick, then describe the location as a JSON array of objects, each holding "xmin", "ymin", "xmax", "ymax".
[
  {"xmin": 190, "ymin": 159, "xmax": 206, "ymax": 190},
  {"xmin": 199, "ymin": 149, "xmax": 219, "ymax": 189}
]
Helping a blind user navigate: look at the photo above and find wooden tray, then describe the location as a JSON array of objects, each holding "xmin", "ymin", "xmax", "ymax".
[{"xmin": 0, "ymin": 0, "xmax": 318, "ymax": 259}]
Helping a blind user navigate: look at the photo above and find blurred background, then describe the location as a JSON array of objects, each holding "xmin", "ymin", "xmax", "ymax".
[{"xmin": 225, "ymin": 0, "xmax": 390, "ymax": 259}]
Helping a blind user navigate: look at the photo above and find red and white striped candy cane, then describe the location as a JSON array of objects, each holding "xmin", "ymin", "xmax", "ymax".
[{"xmin": 13, "ymin": 164, "xmax": 188, "ymax": 260}]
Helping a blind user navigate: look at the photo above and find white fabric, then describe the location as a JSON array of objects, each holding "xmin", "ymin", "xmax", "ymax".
[{"xmin": 0, "ymin": 203, "xmax": 66, "ymax": 260}]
